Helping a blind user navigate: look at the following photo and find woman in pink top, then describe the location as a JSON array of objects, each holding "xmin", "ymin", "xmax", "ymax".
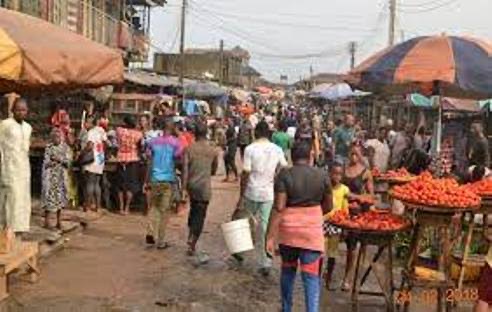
[{"xmin": 116, "ymin": 115, "xmax": 143, "ymax": 215}]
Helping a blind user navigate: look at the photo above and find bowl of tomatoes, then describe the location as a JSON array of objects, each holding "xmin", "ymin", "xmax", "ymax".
[
  {"xmin": 328, "ymin": 210, "xmax": 411, "ymax": 234},
  {"xmin": 391, "ymin": 172, "xmax": 481, "ymax": 210}
]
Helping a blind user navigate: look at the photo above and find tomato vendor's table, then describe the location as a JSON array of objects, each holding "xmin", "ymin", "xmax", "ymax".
[
  {"xmin": 397, "ymin": 201, "xmax": 479, "ymax": 312},
  {"xmin": 374, "ymin": 177, "xmax": 415, "ymax": 204},
  {"xmin": 331, "ymin": 222, "xmax": 411, "ymax": 312},
  {"xmin": 452, "ymin": 196, "xmax": 492, "ymax": 291}
]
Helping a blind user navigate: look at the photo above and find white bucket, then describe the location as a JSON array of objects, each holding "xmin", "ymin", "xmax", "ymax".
[{"xmin": 221, "ymin": 218, "xmax": 254, "ymax": 254}]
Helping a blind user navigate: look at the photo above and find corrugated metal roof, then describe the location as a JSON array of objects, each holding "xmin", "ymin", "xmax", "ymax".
[
  {"xmin": 126, "ymin": 0, "xmax": 166, "ymax": 7},
  {"xmin": 124, "ymin": 71, "xmax": 179, "ymax": 87}
]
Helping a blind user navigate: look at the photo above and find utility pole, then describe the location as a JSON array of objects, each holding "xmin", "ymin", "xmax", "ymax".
[
  {"xmin": 349, "ymin": 41, "xmax": 357, "ymax": 70},
  {"xmin": 219, "ymin": 39, "xmax": 224, "ymax": 86},
  {"xmin": 179, "ymin": 0, "xmax": 187, "ymax": 102},
  {"xmin": 389, "ymin": 0, "xmax": 396, "ymax": 46}
]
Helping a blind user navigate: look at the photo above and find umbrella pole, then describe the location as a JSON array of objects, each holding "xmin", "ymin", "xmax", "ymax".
[{"xmin": 436, "ymin": 95, "xmax": 442, "ymax": 154}]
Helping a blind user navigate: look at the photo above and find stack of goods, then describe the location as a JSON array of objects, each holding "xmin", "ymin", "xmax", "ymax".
[
  {"xmin": 329, "ymin": 210, "xmax": 409, "ymax": 232},
  {"xmin": 429, "ymin": 138, "xmax": 454, "ymax": 177},
  {"xmin": 463, "ymin": 179, "xmax": 492, "ymax": 197},
  {"xmin": 391, "ymin": 172, "xmax": 480, "ymax": 209}
]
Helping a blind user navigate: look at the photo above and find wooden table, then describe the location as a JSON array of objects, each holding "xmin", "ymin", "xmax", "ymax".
[
  {"xmin": 0, "ymin": 241, "xmax": 39, "ymax": 300},
  {"xmin": 339, "ymin": 226, "xmax": 411, "ymax": 312},
  {"xmin": 397, "ymin": 202, "xmax": 479, "ymax": 312},
  {"xmin": 453, "ymin": 196, "xmax": 492, "ymax": 290}
]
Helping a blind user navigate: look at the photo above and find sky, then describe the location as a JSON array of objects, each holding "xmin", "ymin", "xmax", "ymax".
[{"xmin": 147, "ymin": 0, "xmax": 492, "ymax": 83}]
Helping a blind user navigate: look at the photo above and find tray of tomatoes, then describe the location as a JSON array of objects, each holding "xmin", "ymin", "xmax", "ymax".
[
  {"xmin": 374, "ymin": 168, "xmax": 415, "ymax": 184},
  {"xmin": 391, "ymin": 172, "xmax": 481, "ymax": 211},
  {"xmin": 328, "ymin": 209, "xmax": 411, "ymax": 234},
  {"xmin": 463, "ymin": 179, "xmax": 492, "ymax": 199}
]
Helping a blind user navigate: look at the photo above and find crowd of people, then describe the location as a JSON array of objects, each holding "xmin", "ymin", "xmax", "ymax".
[{"xmin": 0, "ymin": 96, "xmax": 491, "ymax": 312}]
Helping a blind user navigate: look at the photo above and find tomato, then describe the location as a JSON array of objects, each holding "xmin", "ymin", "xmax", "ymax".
[{"xmin": 391, "ymin": 172, "xmax": 480, "ymax": 209}]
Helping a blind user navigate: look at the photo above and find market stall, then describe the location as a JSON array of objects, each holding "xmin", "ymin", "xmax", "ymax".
[
  {"xmin": 328, "ymin": 209, "xmax": 411, "ymax": 311},
  {"xmin": 391, "ymin": 173, "xmax": 481, "ymax": 311},
  {"xmin": 348, "ymin": 34, "xmax": 492, "ymax": 312},
  {"xmin": 0, "ymin": 8, "xmax": 124, "ymax": 299}
]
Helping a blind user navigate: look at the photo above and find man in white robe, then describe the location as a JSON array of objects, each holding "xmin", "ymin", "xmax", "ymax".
[{"xmin": 0, "ymin": 98, "xmax": 32, "ymax": 233}]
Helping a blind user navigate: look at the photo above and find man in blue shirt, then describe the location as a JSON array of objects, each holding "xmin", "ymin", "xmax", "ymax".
[{"xmin": 144, "ymin": 118, "xmax": 183, "ymax": 249}]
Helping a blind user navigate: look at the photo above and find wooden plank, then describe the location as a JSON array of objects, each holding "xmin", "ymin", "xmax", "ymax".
[
  {"xmin": 0, "ymin": 266, "xmax": 7, "ymax": 302},
  {"xmin": 0, "ymin": 242, "xmax": 38, "ymax": 274}
]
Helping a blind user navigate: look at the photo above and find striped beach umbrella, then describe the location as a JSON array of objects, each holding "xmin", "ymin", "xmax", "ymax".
[
  {"xmin": 348, "ymin": 35, "xmax": 492, "ymax": 99},
  {"xmin": 0, "ymin": 8, "xmax": 123, "ymax": 93}
]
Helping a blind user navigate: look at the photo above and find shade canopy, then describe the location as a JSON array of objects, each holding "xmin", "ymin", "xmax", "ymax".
[
  {"xmin": 348, "ymin": 35, "xmax": 492, "ymax": 99},
  {"xmin": 184, "ymin": 81, "xmax": 226, "ymax": 98},
  {"xmin": 310, "ymin": 83, "xmax": 370, "ymax": 100},
  {"xmin": 408, "ymin": 93, "xmax": 486, "ymax": 112},
  {"xmin": 0, "ymin": 8, "xmax": 124, "ymax": 93}
]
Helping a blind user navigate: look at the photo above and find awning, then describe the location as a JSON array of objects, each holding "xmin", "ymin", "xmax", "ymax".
[
  {"xmin": 124, "ymin": 71, "xmax": 178, "ymax": 87},
  {"xmin": 408, "ymin": 93, "xmax": 486, "ymax": 112},
  {"xmin": 0, "ymin": 8, "xmax": 124, "ymax": 92}
]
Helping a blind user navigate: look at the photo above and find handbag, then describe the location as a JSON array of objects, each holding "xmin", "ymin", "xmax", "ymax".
[{"xmin": 77, "ymin": 149, "xmax": 94, "ymax": 167}]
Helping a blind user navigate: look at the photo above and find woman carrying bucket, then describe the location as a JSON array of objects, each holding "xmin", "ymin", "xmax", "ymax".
[{"xmin": 266, "ymin": 141, "xmax": 332, "ymax": 312}]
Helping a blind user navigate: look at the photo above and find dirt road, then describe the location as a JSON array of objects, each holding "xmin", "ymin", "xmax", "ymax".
[{"xmin": 1, "ymin": 177, "xmax": 474, "ymax": 312}]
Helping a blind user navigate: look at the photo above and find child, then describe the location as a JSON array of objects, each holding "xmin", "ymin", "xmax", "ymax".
[
  {"xmin": 41, "ymin": 128, "xmax": 70, "ymax": 229},
  {"xmin": 323, "ymin": 164, "xmax": 350, "ymax": 289}
]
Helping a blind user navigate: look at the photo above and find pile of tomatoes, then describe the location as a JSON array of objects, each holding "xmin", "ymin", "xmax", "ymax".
[
  {"xmin": 329, "ymin": 210, "xmax": 408, "ymax": 232},
  {"xmin": 463, "ymin": 179, "xmax": 492, "ymax": 197},
  {"xmin": 392, "ymin": 172, "xmax": 480, "ymax": 208},
  {"xmin": 375, "ymin": 168, "xmax": 412, "ymax": 180}
]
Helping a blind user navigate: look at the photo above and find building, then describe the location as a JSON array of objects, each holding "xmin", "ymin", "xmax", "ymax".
[
  {"xmin": 153, "ymin": 45, "xmax": 259, "ymax": 86},
  {"xmin": 239, "ymin": 65, "xmax": 261, "ymax": 90},
  {"xmin": 0, "ymin": 0, "xmax": 165, "ymax": 63}
]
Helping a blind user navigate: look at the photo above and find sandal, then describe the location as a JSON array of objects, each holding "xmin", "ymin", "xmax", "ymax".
[
  {"xmin": 156, "ymin": 242, "xmax": 171, "ymax": 250},
  {"xmin": 340, "ymin": 281, "xmax": 351, "ymax": 292}
]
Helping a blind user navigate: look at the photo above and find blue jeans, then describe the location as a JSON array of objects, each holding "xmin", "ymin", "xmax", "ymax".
[{"xmin": 280, "ymin": 245, "xmax": 322, "ymax": 312}]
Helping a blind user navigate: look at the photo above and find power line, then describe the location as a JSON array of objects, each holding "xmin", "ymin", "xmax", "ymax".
[
  {"xmin": 398, "ymin": 0, "xmax": 457, "ymax": 8},
  {"xmin": 190, "ymin": 9, "xmax": 347, "ymax": 60},
  {"xmin": 398, "ymin": 0, "xmax": 459, "ymax": 13},
  {"xmin": 188, "ymin": 9, "xmax": 279, "ymax": 53},
  {"xmin": 170, "ymin": 0, "xmax": 377, "ymax": 21},
  {"xmin": 189, "ymin": 3, "xmax": 376, "ymax": 33},
  {"xmin": 188, "ymin": 0, "xmax": 384, "ymax": 60}
]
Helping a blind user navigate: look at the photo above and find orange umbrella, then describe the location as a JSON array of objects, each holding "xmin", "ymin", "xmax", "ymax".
[
  {"xmin": 348, "ymin": 35, "xmax": 492, "ymax": 99},
  {"xmin": 0, "ymin": 8, "xmax": 124, "ymax": 92}
]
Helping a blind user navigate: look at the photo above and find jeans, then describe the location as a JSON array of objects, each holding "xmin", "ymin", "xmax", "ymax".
[
  {"xmin": 84, "ymin": 171, "xmax": 101, "ymax": 208},
  {"xmin": 279, "ymin": 245, "xmax": 322, "ymax": 312},
  {"xmin": 244, "ymin": 198, "xmax": 273, "ymax": 269},
  {"xmin": 146, "ymin": 182, "xmax": 173, "ymax": 245}
]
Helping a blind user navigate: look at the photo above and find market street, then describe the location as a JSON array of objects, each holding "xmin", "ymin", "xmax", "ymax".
[{"xmin": 1, "ymin": 175, "xmax": 474, "ymax": 312}]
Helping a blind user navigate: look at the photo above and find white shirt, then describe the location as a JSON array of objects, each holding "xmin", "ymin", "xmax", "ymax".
[
  {"xmin": 249, "ymin": 114, "xmax": 259, "ymax": 129},
  {"xmin": 243, "ymin": 139, "xmax": 288, "ymax": 202},
  {"xmin": 287, "ymin": 127, "xmax": 297, "ymax": 139},
  {"xmin": 0, "ymin": 118, "xmax": 32, "ymax": 183},
  {"xmin": 265, "ymin": 115, "xmax": 275, "ymax": 130},
  {"xmin": 366, "ymin": 138, "xmax": 390, "ymax": 173},
  {"xmin": 84, "ymin": 126, "xmax": 107, "ymax": 175}
]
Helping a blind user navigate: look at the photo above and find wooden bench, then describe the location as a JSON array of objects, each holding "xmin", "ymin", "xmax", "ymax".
[{"xmin": 0, "ymin": 241, "xmax": 39, "ymax": 301}]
